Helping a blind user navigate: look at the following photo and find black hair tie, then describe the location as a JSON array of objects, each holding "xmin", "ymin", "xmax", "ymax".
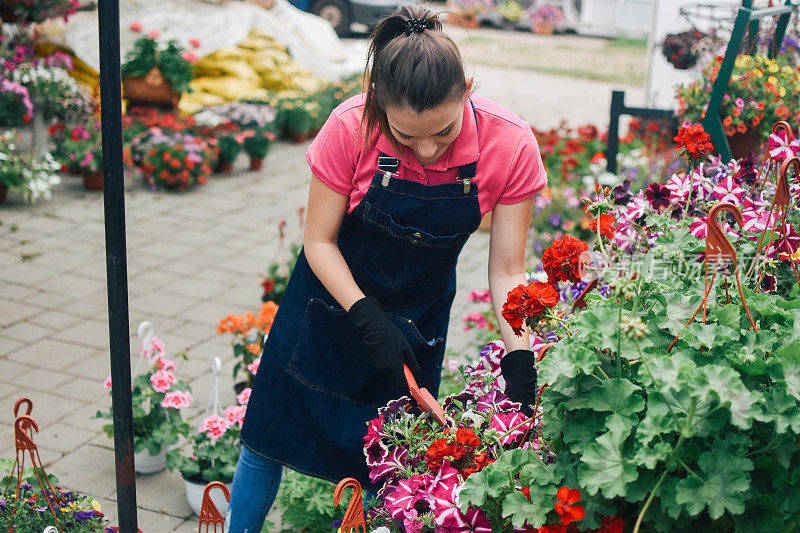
[{"xmin": 404, "ymin": 17, "xmax": 430, "ymax": 34}]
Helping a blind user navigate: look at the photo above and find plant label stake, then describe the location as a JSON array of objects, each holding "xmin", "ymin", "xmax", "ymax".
[
  {"xmin": 198, "ymin": 481, "xmax": 230, "ymax": 533},
  {"xmin": 132, "ymin": 321, "xmax": 155, "ymax": 378},
  {"xmin": 668, "ymin": 202, "xmax": 757, "ymax": 352},
  {"xmin": 3, "ymin": 414, "xmax": 62, "ymax": 532},
  {"xmin": 748, "ymin": 121, "xmax": 794, "ymax": 198},
  {"xmin": 403, "ymin": 364, "xmax": 446, "ymax": 425},
  {"xmin": 333, "ymin": 477, "xmax": 367, "ymax": 533},
  {"xmin": 752, "ymin": 157, "xmax": 800, "ymax": 291}
]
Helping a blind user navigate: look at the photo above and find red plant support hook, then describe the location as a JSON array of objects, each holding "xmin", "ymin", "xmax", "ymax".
[
  {"xmin": 333, "ymin": 477, "xmax": 367, "ymax": 533},
  {"xmin": 198, "ymin": 481, "xmax": 230, "ymax": 533},
  {"xmin": 749, "ymin": 121, "xmax": 794, "ymax": 197},
  {"xmin": 668, "ymin": 202, "xmax": 758, "ymax": 352},
  {"xmin": 753, "ymin": 157, "xmax": 800, "ymax": 291},
  {"xmin": 572, "ymin": 278, "xmax": 598, "ymax": 314},
  {"xmin": 13, "ymin": 398, "xmax": 32, "ymax": 418},
  {"xmin": 3, "ymin": 415, "xmax": 63, "ymax": 533}
]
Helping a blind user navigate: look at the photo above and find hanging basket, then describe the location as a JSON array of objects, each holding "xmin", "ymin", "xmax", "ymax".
[
  {"xmin": 122, "ymin": 67, "xmax": 179, "ymax": 108},
  {"xmin": 726, "ymin": 131, "xmax": 762, "ymax": 160}
]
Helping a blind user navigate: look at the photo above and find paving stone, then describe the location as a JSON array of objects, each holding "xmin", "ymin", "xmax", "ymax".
[
  {"xmin": 7, "ymin": 339, "xmax": 96, "ymax": 370},
  {"xmin": 0, "ymin": 359, "xmax": 28, "ymax": 381},
  {"xmin": 2, "ymin": 282, "xmax": 42, "ymax": 301},
  {"xmin": 0, "ymin": 321, "xmax": 56, "ymax": 343},
  {"xmin": 28, "ymin": 310, "xmax": 84, "ymax": 331},
  {"xmin": 23, "ymin": 290, "xmax": 76, "ymax": 309},
  {"xmin": 57, "ymin": 290, "xmax": 109, "ymax": 317},
  {"xmin": 134, "ymin": 469, "xmax": 193, "ymax": 517},
  {"xmin": 36, "ymin": 422, "xmax": 98, "ymax": 455},
  {"xmin": 129, "ymin": 292, "xmax": 200, "ymax": 319},
  {"xmin": 0, "ymin": 262, "xmax": 58, "ymax": 285},
  {"xmin": 0, "ymin": 298, "xmax": 45, "ymax": 326},
  {"xmin": 161, "ymin": 277, "xmax": 230, "ymax": 300},
  {"xmin": 53, "ymin": 319, "xmax": 110, "ymax": 350},
  {"xmin": 55, "ymin": 377, "xmax": 110, "ymax": 404},
  {"xmin": 0, "ymin": 335, "xmax": 25, "ymax": 358},
  {"xmin": 39, "ymin": 273, "xmax": 107, "ymax": 299},
  {"xmin": 0, "ymin": 391, "xmax": 83, "ymax": 428},
  {"xmin": 11, "ymin": 367, "xmax": 75, "ymax": 393},
  {"xmin": 60, "ymin": 404, "xmax": 112, "ymax": 434},
  {"xmin": 48, "ymin": 443, "xmax": 118, "ymax": 498}
]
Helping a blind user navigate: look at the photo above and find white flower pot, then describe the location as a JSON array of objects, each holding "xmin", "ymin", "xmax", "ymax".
[
  {"xmin": 134, "ymin": 448, "xmax": 167, "ymax": 475},
  {"xmin": 183, "ymin": 477, "xmax": 232, "ymax": 517}
]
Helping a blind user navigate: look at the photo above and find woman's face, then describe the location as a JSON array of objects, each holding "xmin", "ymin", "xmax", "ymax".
[{"xmin": 385, "ymin": 98, "xmax": 465, "ymax": 167}]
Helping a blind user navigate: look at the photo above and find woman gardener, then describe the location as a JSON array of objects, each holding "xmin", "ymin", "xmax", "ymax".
[{"xmin": 228, "ymin": 6, "xmax": 547, "ymax": 531}]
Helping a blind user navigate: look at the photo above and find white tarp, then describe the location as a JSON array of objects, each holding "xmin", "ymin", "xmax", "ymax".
[{"xmin": 41, "ymin": 0, "xmax": 366, "ymax": 81}]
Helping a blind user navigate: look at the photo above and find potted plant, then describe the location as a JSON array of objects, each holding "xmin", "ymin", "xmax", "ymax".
[
  {"xmin": 121, "ymin": 24, "xmax": 198, "ymax": 107},
  {"xmin": 165, "ymin": 397, "xmax": 248, "ymax": 516},
  {"xmin": 280, "ymin": 98, "xmax": 319, "ymax": 143},
  {"xmin": 243, "ymin": 128, "xmax": 276, "ymax": 170},
  {"xmin": 528, "ymin": 4, "xmax": 565, "ymax": 34},
  {"xmin": 130, "ymin": 127, "xmax": 215, "ymax": 191},
  {"xmin": 676, "ymin": 53, "xmax": 800, "ymax": 159},
  {"xmin": 0, "ymin": 0, "xmax": 79, "ymax": 25},
  {"xmin": 217, "ymin": 301, "xmax": 278, "ymax": 392},
  {"xmin": 215, "ymin": 129, "xmax": 245, "ymax": 173},
  {"xmin": 496, "ymin": 0, "xmax": 523, "ymax": 28},
  {"xmin": 0, "ymin": 132, "xmax": 62, "ymax": 204},
  {"xmin": 96, "ymin": 337, "xmax": 193, "ymax": 475},
  {"xmin": 0, "ymin": 130, "xmax": 24, "ymax": 204},
  {"xmin": 446, "ymin": 0, "xmax": 490, "ymax": 28},
  {"xmin": 0, "ymin": 460, "xmax": 107, "ymax": 531},
  {"xmin": 0, "ymin": 79, "xmax": 33, "ymax": 128}
]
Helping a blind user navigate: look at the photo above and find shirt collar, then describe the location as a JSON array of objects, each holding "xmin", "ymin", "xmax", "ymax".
[{"xmin": 374, "ymin": 98, "xmax": 480, "ymax": 172}]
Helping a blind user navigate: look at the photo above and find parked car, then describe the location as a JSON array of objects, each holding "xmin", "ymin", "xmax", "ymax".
[{"xmin": 289, "ymin": 0, "xmax": 410, "ymax": 35}]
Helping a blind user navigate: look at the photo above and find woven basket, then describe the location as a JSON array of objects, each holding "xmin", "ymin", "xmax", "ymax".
[{"xmin": 122, "ymin": 67, "xmax": 179, "ymax": 107}]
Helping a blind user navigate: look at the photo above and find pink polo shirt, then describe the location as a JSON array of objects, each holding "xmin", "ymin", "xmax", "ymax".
[{"xmin": 306, "ymin": 93, "xmax": 547, "ymax": 217}]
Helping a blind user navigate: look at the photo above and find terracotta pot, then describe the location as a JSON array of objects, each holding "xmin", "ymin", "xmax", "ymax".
[
  {"xmin": 533, "ymin": 21, "xmax": 555, "ymax": 35},
  {"xmin": 249, "ymin": 157, "xmax": 264, "ymax": 171},
  {"xmin": 122, "ymin": 68, "xmax": 179, "ymax": 108},
  {"xmin": 218, "ymin": 159, "xmax": 234, "ymax": 174},
  {"xmin": 0, "ymin": 184, "xmax": 7, "ymax": 204},
  {"xmin": 290, "ymin": 132, "xmax": 309, "ymax": 143},
  {"xmin": 726, "ymin": 132, "xmax": 761, "ymax": 160},
  {"xmin": 82, "ymin": 170, "xmax": 103, "ymax": 191}
]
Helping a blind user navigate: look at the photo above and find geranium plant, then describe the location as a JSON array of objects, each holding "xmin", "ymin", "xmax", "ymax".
[
  {"xmin": 243, "ymin": 128, "xmax": 276, "ymax": 162},
  {"xmin": 217, "ymin": 301, "xmax": 278, "ymax": 385},
  {"xmin": 130, "ymin": 127, "xmax": 215, "ymax": 190},
  {"xmin": 676, "ymin": 53, "xmax": 800, "ymax": 141},
  {"xmin": 165, "ymin": 396, "xmax": 248, "ymax": 484},
  {"xmin": 11, "ymin": 59, "xmax": 93, "ymax": 122},
  {"xmin": 0, "ymin": 79, "xmax": 33, "ymax": 127},
  {"xmin": 121, "ymin": 25, "xmax": 197, "ymax": 94},
  {"xmin": 96, "ymin": 337, "xmax": 193, "ymax": 456},
  {"xmin": 528, "ymin": 5, "xmax": 565, "ymax": 32}
]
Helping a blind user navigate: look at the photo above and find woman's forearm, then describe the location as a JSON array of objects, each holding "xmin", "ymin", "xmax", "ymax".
[{"xmin": 304, "ymin": 241, "xmax": 365, "ymax": 311}]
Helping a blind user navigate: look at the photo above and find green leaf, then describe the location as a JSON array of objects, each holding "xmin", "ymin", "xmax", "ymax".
[
  {"xmin": 674, "ymin": 448, "xmax": 753, "ymax": 519},
  {"xmin": 518, "ymin": 459, "xmax": 564, "ymax": 488},
  {"xmin": 636, "ymin": 397, "xmax": 675, "ymax": 446},
  {"xmin": 695, "ymin": 364, "xmax": 764, "ymax": 429},
  {"xmin": 580, "ymin": 378, "xmax": 645, "ymax": 417},
  {"xmin": 763, "ymin": 388, "xmax": 800, "ymax": 434},
  {"xmin": 501, "ymin": 487, "xmax": 557, "ymax": 529},
  {"xmin": 773, "ymin": 341, "xmax": 800, "ymax": 359},
  {"xmin": 577, "ymin": 414, "xmax": 637, "ymax": 498},
  {"xmin": 538, "ymin": 342, "xmax": 599, "ymax": 383},
  {"xmin": 458, "ymin": 464, "xmax": 510, "ymax": 510},
  {"xmin": 715, "ymin": 304, "xmax": 740, "ymax": 330},
  {"xmin": 634, "ymin": 442, "xmax": 672, "ymax": 469},
  {"xmin": 782, "ymin": 361, "xmax": 800, "ymax": 401}
]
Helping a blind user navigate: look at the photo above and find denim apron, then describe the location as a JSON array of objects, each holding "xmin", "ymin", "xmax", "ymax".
[{"xmin": 241, "ymin": 106, "xmax": 482, "ymax": 490}]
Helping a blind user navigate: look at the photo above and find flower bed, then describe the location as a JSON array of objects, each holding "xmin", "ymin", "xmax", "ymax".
[{"xmin": 129, "ymin": 127, "xmax": 216, "ymax": 190}]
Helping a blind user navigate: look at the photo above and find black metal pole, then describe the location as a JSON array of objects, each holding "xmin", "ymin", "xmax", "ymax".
[
  {"xmin": 97, "ymin": 0, "xmax": 138, "ymax": 530},
  {"xmin": 606, "ymin": 90, "xmax": 623, "ymax": 174}
]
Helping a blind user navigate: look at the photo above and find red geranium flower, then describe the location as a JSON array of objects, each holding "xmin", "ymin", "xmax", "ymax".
[
  {"xmin": 589, "ymin": 214, "xmax": 617, "ymax": 239},
  {"xmin": 502, "ymin": 282, "xmax": 560, "ymax": 335},
  {"xmin": 456, "ymin": 427, "xmax": 480, "ymax": 448},
  {"xmin": 554, "ymin": 487, "xmax": 585, "ymax": 525},
  {"xmin": 673, "ymin": 124, "xmax": 713, "ymax": 159},
  {"xmin": 542, "ymin": 234, "xmax": 589, "ymax": 284},
  {"xmin": 426, "ymin": 437, "xmax": 460, "ymax": 472},
  {"xmin": 597, "ymin": 515, "xmax": 624, "ymax": 533}
]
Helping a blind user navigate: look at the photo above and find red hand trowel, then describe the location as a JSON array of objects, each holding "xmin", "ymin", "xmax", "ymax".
[{"xmin": 403, "ymin": 364, "xmax": 447, "ymax": 425}]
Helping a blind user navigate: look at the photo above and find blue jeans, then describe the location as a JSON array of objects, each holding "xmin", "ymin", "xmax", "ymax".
[{"xmin": 226, "ymin": 444, "xmax": 283, "ymax": 533}]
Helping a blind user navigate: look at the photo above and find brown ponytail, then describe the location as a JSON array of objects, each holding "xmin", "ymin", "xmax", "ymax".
[{"xmin": 362, "ymin": 5, "xmax": 468, "ymax": 155}]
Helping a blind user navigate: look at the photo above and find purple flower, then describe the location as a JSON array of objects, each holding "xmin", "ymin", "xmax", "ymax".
[
  {"xmin": 612, "ymin": 179, "xmax": 632, "ymax": 205},
  {"xmin": 476, "ymin": 389, "xmax": 519, "ymax": 413},
  {"xmin": 378, "ymin": 396, "xmax": 411, "ymax": 419},
  {"xmin": 368, "ymin": 447, "xmax": 409, "ymax": 483},
  {"xmin": 548, "ymin": 213, "xmax": 562, "ymax": 227}
]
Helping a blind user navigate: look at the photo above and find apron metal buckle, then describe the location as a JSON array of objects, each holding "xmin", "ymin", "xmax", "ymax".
[
  {"xmin": 460, "ymin": 178, "xmax": 471, "ymax": 194},
  {"xmin": 381, "ymin": 171, "xmax": 393, "ymax": 187}
]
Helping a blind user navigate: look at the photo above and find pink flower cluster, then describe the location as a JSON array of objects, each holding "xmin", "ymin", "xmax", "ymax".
[
  {"xmin": 247, "ymin": 358, "xmax": 261, "ymax": 376},
  {"xmin": 161, "ymin": 390, "xmax": 193, "ymax": 410},
  {"xmin": 199, "ymin": 414, "xmax": 229, "ymax": 442},
  {"xmin": 150, "ymin": 369, "xmax": 177, "ymax": 393}
]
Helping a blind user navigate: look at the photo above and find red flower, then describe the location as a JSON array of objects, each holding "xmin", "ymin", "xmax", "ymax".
[
  {"xmin": 673, "ymin": 124, "xmax": 713, "ymax": 159},
  {"xmin": 521, "ymin": 486, "xmax": 531, "ymax": 500},
  {"xmin": 456, "ymin": 427, "xmax": 480, "ymax": 448},
  {"xmin": 502, "ymin": 282, "xmax": 560, "ymax": 335},
  {"xmin": 589, "ymin": 214, "xmax": 616, "ymax": 239},
  {"xmin": 426, "ymin": 437, "xmax": 460, "ymax": 472},
  {"xmin": 261, "ymin": 278, "xmax": 275, "ymax": 294},
  {"xmin": 542, "ymin": 235, "xmax": 589, "ymax": 284},
  {"xmin": 554, "ymin": 487, "xmax": 585, "ymax": 525},
  {"xmin": 461, "ymin": 451, "xmax": 494, "ymax": 477}
]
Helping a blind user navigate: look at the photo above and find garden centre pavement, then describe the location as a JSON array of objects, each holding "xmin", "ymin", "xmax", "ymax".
[{"xmin": 0, "ymin": 33, "xmax": 644, "ymax": 532}]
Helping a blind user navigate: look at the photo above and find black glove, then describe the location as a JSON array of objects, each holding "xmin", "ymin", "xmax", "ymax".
[
  {"xmin": 347, "ymin": 296, "xmax": 422, "ymax": 391},
  {"xmin": 501, "ymin": 349, "xmax": 538, "ymax": 417}
]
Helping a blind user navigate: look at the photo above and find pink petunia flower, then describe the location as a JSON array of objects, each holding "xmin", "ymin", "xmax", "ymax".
[
  {"xmin": 129, "ymin": 21, "xmax": 143, "ymax": 32},
  {"xmin": 247, "ymin": 358, "xmax": 261, "ymax": 375},
  {"xmin": 150, "ymin": 369, "xmax": 177, "ymax": 393},
  {"xmin": 463, "ymin": 312, "xmax": 488, "ymax": 331},
  {"xmin": 223, "ymin": 405, "xmax": 247, "ymax": 427},
  {"xmin": 161, "ymin": 390, "xmax": 193, "ymax": 410},
  {"xmin": 199, "ymin": 414, "xmax": 229, "ymax": 441},
  {"xmin": 713, "ymin": 175, "xmax": 746, "ymax": 205},
  {"xmin": 768, "ymin": 129, "xmax": 800, "ymax": 162},
  {"xmin": 490, "ymin": 412, "xmax": 529, "ymax": 445},
  {"xmin": 236, "ymin": 387, "xmax": 251, "ymax": 405}
]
